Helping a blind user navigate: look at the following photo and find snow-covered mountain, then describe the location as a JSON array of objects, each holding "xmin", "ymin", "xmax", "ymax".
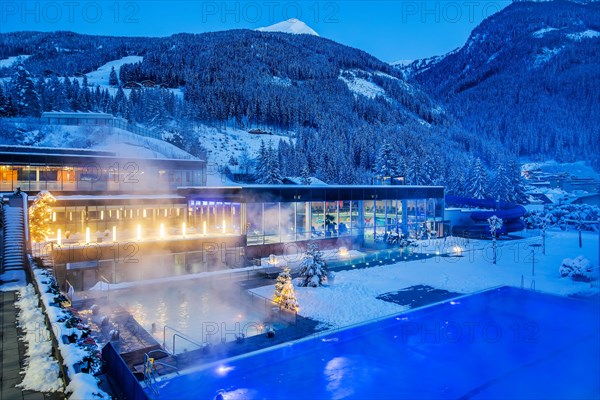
[
  {"xmin": 256, "ymin": 19, "xmax": 319, "ymax": 36},
  {"xmin": 404, "ymin": 0, "xmax": 600, "ymax": 170}
]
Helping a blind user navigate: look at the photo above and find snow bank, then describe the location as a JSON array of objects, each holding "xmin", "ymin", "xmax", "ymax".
[
  {"xmin": 65, "ymin": 373, "xmax": 109, "ymax": 399},
  {"xmin": 30, "ymin": 264, "xmax": 105, "ymax": 396},
  {"xmin": 0, "ymin": 270, "xmax": 27, "ymax": 292},
  {"xmin": 15, "ymin": 285, "xmax": 63, "ymax": 393}
]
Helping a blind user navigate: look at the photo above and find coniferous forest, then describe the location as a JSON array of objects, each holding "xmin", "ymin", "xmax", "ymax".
[{"xmin": 1, "ymin": 0, "xmax": 598, "ymax": 193}]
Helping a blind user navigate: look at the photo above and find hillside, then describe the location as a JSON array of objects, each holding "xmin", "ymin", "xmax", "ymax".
[
  {"xmin": 1, "ymin": 28, "xmax": 474, "ymax": 185},
  {"xmin": 404, "ymin": 0, "xmax": 600, "ymax": 170}
]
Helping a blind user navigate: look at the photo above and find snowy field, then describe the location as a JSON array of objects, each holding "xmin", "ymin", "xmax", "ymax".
[{"xmin": 251, "ymin": 230, "xmax": 599, "ymax": 329}]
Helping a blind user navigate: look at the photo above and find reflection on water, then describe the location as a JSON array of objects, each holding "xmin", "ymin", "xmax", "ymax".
[{"xmin": 113, "ymin": 280, "xmax": 274, "ymax": 348}]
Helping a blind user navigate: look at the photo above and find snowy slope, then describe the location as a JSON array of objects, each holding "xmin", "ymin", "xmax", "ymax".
[
  {"xmin": 84, "ymin": 55, "xmax": 142, "ymax": 87},
  {"xmin": 195, "ymin": 124, "xmax": 292, "ymax": 167},
  {"xmin": 339, "ymin": 71, "xmax": 387, "ymax": 100},
  {"xmin": 69, "ymin": 56, "xmax": 183, "ymax": 99},
  {"xmin": 0, "ymin": 55, "xmax": 31, "ymax": 68},
  {"xmin": 256, "ymin": 19, "xmax": 319, "ymax": 36}
]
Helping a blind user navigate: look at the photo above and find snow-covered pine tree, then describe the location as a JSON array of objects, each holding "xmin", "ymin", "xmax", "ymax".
[
  {"xmin": 492, "ymin": 163, "xmax": 512, "ymax": 203},
  {"xmin": 266, "ymin": 142, "xmax": 283, "ymax": 184},
  {"xmin": 374, "ymin": 140, "xmax": 399, "ymax": 179},
  {"xmin": 468, "ymin": 158, "xmax": 488, "ymax": 199},
  {"xmin": 508, "ymin": 160, "xmax": 528, "ymax": 204},
  {"xmin": 273, "ymin": 267, "xmax": 299, "ymax": 311},
  {"xmin": 298, "ymin": 242, "xmax": 328, "ymax": 287},
  {"xmin": 29, "ymin": 191, "xmax": 56, "ymax": 242},
  {"xmin": 10, "ymin": 62, "xmax": 41, "ymax": 117},
  {"xmin": 109, "ymin": 66, "xmax": 119, "ymax": 86},
  {"xmin": 0, "ymin": 85, "xmax": 9, "ymax": 116},
  {"xmin": 254, "ymin": 140, "xmax": 269, "ymax": 183},
  {"xmin": 300, "ymin": 165, "xmax": 311, "ymax": 185},
  {"xmin": 280, "ymin": 274, "xmax": 299, "ymax": 312}
]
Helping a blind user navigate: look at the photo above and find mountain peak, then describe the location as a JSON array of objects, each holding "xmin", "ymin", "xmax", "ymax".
[{"xmin": 256, "ymin": 19, "xmax": 319, "ymax": 36}]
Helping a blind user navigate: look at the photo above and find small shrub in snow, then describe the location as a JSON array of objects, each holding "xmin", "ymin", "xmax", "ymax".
[
  {"xmin": 298, "ymin": 242, "xmax": 328, "ymax": 287},
  {"xmin": 559, "ymin": 256, "xmax": 595, "ymax": 282}
]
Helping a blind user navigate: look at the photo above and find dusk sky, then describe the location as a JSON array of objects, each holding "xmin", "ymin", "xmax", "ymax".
[{"xmin": 1, "ymin": 1, "xmax": 511, "ymax": 62}]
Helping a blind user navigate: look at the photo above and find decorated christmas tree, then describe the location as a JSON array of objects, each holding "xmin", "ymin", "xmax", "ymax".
[
  {"xmin": 298, "ymin": 242, "xmax": 328, "ymax": 287},
  {"xmin": 29, "ymin": 191, "xmax": 55, "ymax": 242},
  {"xmin": 273, "ymin": 267, "xmax": 299, "ymax": 312}
]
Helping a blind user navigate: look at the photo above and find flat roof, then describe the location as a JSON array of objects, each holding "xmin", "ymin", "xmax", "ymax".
[
  {"xmin": 178, "ymin": 185, "xmax": 444, "ymax": 202},
  {"xmin": 0, "ymin": 149, "xmax": 205, "ymax": 167}
]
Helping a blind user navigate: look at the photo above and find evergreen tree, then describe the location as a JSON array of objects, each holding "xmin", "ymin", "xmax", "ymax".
[
  {"xmin": 300, "ymin": 165, "xmax": 311, "ymax": 185},
  {"xmin": 109, "ymin": 66, "xmax": 119, "ymax": 86},
  {"xmin": 492, "ymin": 163, "xmax": 511, "ymax": 203},
  {"xmin": 28, "ymin": 191, "xmax": 56, "ymax": 242},
  {"xmin": 70, "ymin": 78, "xmax": 81, "ymax": 111},
  {"xmin": 298, "ymin": 242, "xmax": 328, "ymax": 287},
  {"xmin": 508, "ymin": 160, "xmax": 528, "ymax": 204},
  {"xmin": 468, "ymin": 157, "xmax": 488, "ymax": 199},
  {"xmin": 374, "ymin": 140, "xmax": 398, "ymax": 179},
  {"xmin": 0, "ymin": 85, "xmax": 9, "ymax": 116},
  {"xmin": 254, "ymin": 140, "xmax": 268, "ymax": 182},
  {"xmin": 10, "ymin": 63, "xmax": 41, "ymax": 117},
  {"xmin": 273, "ymin": 267, "xmax": 299, "ymax": 311},
  {"xmin": 265, "ymin": 142, "xmax": 283, "ymax": 184}
]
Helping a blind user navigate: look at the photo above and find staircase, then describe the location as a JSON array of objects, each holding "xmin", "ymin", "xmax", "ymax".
[{"xmin": 1, "ymin": 194, "xmax": 27, "ymax": 274}]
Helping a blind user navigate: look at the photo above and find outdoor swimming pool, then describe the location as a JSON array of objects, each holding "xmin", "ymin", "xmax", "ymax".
[
  {"xmin": 150, "ymin": 286, "xmax": 599, "ymax": 399},
  {"xmin": 112, "ymin": 279, "xmax": 285, "ymax": 351}
]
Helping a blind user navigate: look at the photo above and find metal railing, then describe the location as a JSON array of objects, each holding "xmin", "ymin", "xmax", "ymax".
[{"xmin": 163, "ymin": 325, "xmax": 204, "ymax": 355}]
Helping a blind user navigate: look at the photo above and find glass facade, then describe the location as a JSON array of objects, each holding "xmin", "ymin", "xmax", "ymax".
[
  {"xmin": 43, "ymin": 186, "xmax": 444, "ymax": 247},
  {"xmin": 0, "ymin": 152, "xmax": 206, "ymax": 192}
]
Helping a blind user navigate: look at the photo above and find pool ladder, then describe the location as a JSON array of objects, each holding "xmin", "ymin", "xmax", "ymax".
[{"xmin": 143, "ymin": 349, "xmax": 179, "ymax": 397}]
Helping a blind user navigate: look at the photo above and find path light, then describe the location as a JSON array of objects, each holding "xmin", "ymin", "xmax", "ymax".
[
  {"xmin": 137, "ymin": 225, "xmax": 142, "ymax": 241},
  {"xmin": 454, "ymin": 246, "xmax": 462, "ymax": 256},
  {"xmin": 203, "ymin": 221, "xmax": 207, "ymax": 236},
  {"xmin": 57, "ymin": 229, "xmax": 61, "ymax": 246},
  {"xmin": 182, "ymin": 222, "xmax": 186, "ymax": 238},
  {"xmin": 160, "ymin": 223, "xmax": 165, "ymax": 239},
  {"xmin": 85, "ymin": 227, "xmax": 90, "ymax": 244},
  {"xmin": 112, "ymin": 226, "xmax": 116, "ymax": 242},
  {"xmin": 52, "ymin": 212, "xmax": 56, "ymax": 222},
  {"xmin": 100, "ymin": 210, "xmax": 104, "ymax": 220}
]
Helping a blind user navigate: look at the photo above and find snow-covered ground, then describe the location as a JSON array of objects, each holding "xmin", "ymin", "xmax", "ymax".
[
  {"xmin": 194, "ymin": 123, "xmax": 292, "ymax": 169},
  {"xmin": 567, "ymin": 29, "xmax": 600, "ymax": 41},
  {"xmin": 251, "ymin": 230, "xmax": 599, "ymax": 330},
  {"xmin": 532, "ymin": 27, "xmax": 559, "ymax": 38},
  {"xmin": 339, "ymin": 70, "xmax": 387, "ymax": 100},
  {"xmin": 15, "ymin": 284, "xmax": 63, "ymax": 392},
  {"xmin": 0, "ymin": 55, "xmax": 31, "ymax": 68},
  {"xmin": 68, "ymin": 56, "xmax": 183, "ymax": 99}
]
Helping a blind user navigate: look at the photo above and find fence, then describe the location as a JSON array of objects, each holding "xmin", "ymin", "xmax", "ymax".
[{"xmin": 102, "ymin": 342, "xmax": 149, "ymax": 400}]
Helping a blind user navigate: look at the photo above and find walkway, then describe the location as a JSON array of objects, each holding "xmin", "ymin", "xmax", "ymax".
[{"xmin": 1, "ymin": 290, "xmax": 63, "ymax": 400}]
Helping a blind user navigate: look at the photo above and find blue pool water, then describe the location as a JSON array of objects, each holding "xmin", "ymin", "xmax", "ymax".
[{"xmin": 153, "ymin": 287, "xmax": 600, "ymax": 399}]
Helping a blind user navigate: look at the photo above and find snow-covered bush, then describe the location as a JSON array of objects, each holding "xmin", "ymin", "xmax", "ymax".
[
  {"xmin": 298, "ymin": 242, "xmax": 328, "ymax": 287},
  {"xmin": 525, "ymin": 204, "xmax": 599, "ymax": 231},
  {"xmin": 559, "ymin": 256, "xmax": 595, "ymax": 282}
]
